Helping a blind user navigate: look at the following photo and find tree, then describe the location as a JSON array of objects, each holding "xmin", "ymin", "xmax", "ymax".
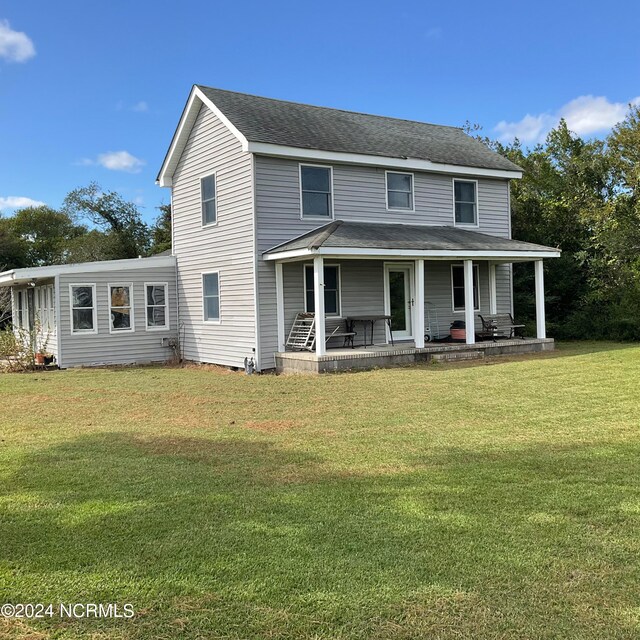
[
  {"xmin": 0, "ymin": 216, "xmax": 29, "ymax": 270},
  {"xmin": 9, "ymin": 206, "xmax": 85, "ymax": 266},
  {"xmin": 150, "ymin": 204, "xmax": 171, "ymax": 254},
  {"xmin": 63, "ymin": 183, "xmax": 151, "ymax": 259}
]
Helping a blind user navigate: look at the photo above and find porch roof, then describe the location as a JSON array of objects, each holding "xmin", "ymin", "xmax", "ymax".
[{"xmin": 263, "ymin": 221, "xmax": 561, "ymax": 262}]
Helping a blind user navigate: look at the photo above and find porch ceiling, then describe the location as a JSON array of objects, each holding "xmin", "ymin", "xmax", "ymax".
[{"xmin": 263, "ymin": 220, "xmax": 561, "ymax": 262}]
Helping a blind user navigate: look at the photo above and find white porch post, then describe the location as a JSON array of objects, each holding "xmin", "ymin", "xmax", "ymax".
[
  {"xmin": 313, "ymin": 255, "xmax": 326, "ymax": 356},
  {"xmin": 488, "ymin": 262, "xmax": 498, "ymax": 315},
  {"xmin": 463, "ymin": 259, "xmax": 476, "ymax": 345},
  {"xmin": 535, "ymin": 259, "xmax": 546, "ymax": 339},
  {"xmin": 275, "ymin": 262, "xmax": 285, "ymax": 351},
  {"xmin": 414, "ymin": 259, "xmax": 425, "ymax": 348}
]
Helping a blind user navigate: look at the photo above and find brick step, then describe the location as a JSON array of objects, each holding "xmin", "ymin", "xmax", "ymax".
[{"xmin": 431, "ymin": 350, "xmax": 484, "ymax": 362}]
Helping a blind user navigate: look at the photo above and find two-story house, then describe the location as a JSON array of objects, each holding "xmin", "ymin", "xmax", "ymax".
[{"xmin": 0, "ymin": 86, "xmax": 559, "ymax": 371}]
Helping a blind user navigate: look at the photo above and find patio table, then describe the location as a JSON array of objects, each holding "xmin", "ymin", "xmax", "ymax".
[{"xmin": 345, "ymin": 315, "xmax": 394, "ymax": 347}]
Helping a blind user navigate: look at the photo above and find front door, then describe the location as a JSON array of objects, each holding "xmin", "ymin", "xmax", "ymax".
[{"xmin": 385, "ymin": 264, "xmax": 413, "ymax": 340}]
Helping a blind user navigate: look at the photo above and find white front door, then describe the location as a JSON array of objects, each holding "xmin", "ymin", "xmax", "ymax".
[{"xmin": 384, "ymin": 264, "xmax": 414, "ymax": 341}]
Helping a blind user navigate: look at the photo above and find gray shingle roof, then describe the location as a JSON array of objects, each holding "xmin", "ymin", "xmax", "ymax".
[
  {"xmin": 264, "ymin": 221, "xmax": 558, "ymax": 255},
  {"xmin": 197, "ymin": 86, "xmax": 521, "ymax": 173}
]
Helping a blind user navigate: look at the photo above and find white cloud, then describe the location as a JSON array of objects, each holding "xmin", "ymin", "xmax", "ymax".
[
  {"xmin": 116, "ymin": 100, "xmax": 149, "ymax": 112},
  {"xmin": 79, "ymin": 151, "xmax": 145, "ymax": 173},
  {"xmin": 0, "ymin": 19, "xmax": 35, "ymax": 63},
  {"xmin": 495, "ymin": 95, "xmax": 640, "ymax": 144},
  {"xmin": 0, "ymin": 196, "xmax": 45, "ymax": 210}
]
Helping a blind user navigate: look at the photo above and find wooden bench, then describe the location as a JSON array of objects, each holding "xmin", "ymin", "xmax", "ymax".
[
  {"xmin": 478, "ymin": 313, "xmax": 526, "ymax": 341},
  {"xmin": 286, "ymin": 313, "xmax": 356, "ymax": 351}
]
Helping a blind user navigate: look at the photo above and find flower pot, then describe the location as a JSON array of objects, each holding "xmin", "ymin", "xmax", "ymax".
[
  {"xmin": 450, "ymin": 320, "xmax": 466, "ymax": 342},
  {"xmin": 35, "ymin": 353, "xmax": 46, "ymax": 365}
]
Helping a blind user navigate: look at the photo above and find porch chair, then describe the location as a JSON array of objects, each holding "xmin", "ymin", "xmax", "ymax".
[{"xmin": 478, "ymin": 313, "xmax": 526, "ymax": 341}]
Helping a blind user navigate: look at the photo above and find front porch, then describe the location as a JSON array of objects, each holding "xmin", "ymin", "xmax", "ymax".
[
  {"xmin": 264, "ymin": 221, "xmax": 561, "ymax": 373},
  {"xmin": 276, "ymin": 337, "xmax": 555, "ymax": 373}
]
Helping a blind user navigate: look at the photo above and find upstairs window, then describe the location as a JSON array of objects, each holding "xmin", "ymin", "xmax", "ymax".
[
  {"xmin": 70, "ymin": 284, "xmax": 96, "ymax": 334},
  {"xmin": 201, "ymin": 174, "xmax": 217, "ymax": 225},
  {"xmin": 109, "ymin": 284, "xmax": 134, "ymax": 332},
  {"xmin": 454, "ymin": 180, "xmax": 478, "ymax": 225},
  {"xmin": 300, "ymin": 165, "xmax": 332, "ymax": 218},
  {"xmin": 203, "ymin": 272, "xmax": 220, "ymax": 322},
  {"xmin": 451, "ymin": 264, "xmax": 479, "ymax": 311},
  {"xmin": 386, "ymin": 172, "xmax": 414, "ymax": 210},
  {"xmin": 304, "ymin": 265, "xmax": 340, "ymax": 316},
  {"xmin": 146, "ymin": 283, "xmax": 168, "ymax": 330}
]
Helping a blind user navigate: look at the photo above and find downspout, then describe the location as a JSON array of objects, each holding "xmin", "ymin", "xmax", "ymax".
[
  {"xmin": 251, "ymin": 153, "xmax": 261, "ymax": 371},
  {"xmin": 54, "ymin": 274, "xmax": 63, "ymax": 368}
]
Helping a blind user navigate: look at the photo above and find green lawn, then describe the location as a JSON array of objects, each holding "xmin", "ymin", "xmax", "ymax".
[{"xmin": 1, "ymin": 342, "xmax": 639, "ymax": 639}]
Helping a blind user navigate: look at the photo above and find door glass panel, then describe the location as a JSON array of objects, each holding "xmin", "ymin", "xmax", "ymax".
[{"xmin": 389, "ymin": 271, "xmax": 407, "ymax": 331}]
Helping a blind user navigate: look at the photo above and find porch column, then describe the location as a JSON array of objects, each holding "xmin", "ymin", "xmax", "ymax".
[
  {"xmin": 463, "ymin": 259, "xmax": 476, "ymax": 345},
  {"xmin": 535, "ymin": 260, "xmax": 546, "ymax": 339},
  {"xmin": 414, "ymin": 259, "xmax": 425, "ymax": 348},
  {"xmin": 313, "ymin": 255, "xmax": 326, "ymax": 356},
  {"xmin": 275, "ymin": 262, "xmax": 285, "ymax": 351},
  {"xmin": 488, "ymin": 262, "xmax": 498, "ymax": 315}
]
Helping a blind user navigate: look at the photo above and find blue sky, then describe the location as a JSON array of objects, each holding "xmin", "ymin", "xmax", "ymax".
[{"xmin": 1, "ymin": 0, "xmax": 639, "ymax": 223}]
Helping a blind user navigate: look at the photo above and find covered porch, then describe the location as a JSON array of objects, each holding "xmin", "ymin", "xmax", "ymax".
[{"xmin": 263, "ymin": 221, "xmax": 561, "ymax": 371}]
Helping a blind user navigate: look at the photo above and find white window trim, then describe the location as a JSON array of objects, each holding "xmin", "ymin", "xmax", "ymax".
[
  {"xmin": 144, "ymin": 282, "xmax": 169, "ymax": 331},
  {"xmin": 69, "ymin": 283, "xmax": 98, "ymax": 335},
  {"xmin": 202, "ymin": 271, "xmax": 221, "ymax": 324},
  {"xmin": 108, "ymin": 282, "xmax": 135, "ymax": 334},
  {"xmin": 452, "ymin": 178, "xmax": 480, "ymax": 228},
  {"xmin": 303, "ymin": 263, "xmax": 342, "ymax": 317},
  {"xmin": 385, "ymin": 170, "xmax": 415, "ymax": 212},
  {"xmin": 451, "ymin": 264, "xmax": 480, "ymax": 313},
  {"xmin": 299, "ymin": 163, "xmax": 335, "ymax": 221},
  {"xmin": 201, "ymin": 172, "xmax": 218, "ymax": 228}
]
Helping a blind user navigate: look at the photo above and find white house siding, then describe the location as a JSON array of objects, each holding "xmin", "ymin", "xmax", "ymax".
[
  {"xmin": 57, "ymin": 265, "xmax": 177, "ymax": 367},
  {"xmin": 255, "ymin": 155, "xmax": 513, "ymax": 368},
  {"xmin": 171, "ymin": 105, "xmax": 255, "ymax": 368}
]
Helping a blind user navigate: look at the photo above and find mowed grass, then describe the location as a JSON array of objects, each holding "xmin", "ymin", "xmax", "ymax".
[{"xmin": 0, "ymin": 342, "xmax": 639, "ymax": 639}]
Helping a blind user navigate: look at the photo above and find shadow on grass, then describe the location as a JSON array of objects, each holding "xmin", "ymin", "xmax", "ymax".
[{"xmin": 1, "ymin": 432, "xmax": 639, "ymax": 639}]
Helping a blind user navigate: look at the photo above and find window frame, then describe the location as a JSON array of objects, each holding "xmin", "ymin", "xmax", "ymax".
[
  {"xmin": 299, "ymin": 163, "xmax": 334, "ymax": 220},
  {"xmin": 303, "ymin": 263, "xmax": 342, "ymax": 317},
  {"xmin": 202, "ymin": 271, "xmax": 221, "ymax": 324},
  {"xmin": 144, "ymin": 282, "xmax": 169, "ymax": 331},
  {"xmin": 451, "ymin": 264, "xmax": 480, "ymax": 313},
  {"xmin": 453, "ymin": 178, "xmax": 479, "ymax": 227},
  {"xmin": 69, "ymin": 283, "xmax": 98, "ymax": 335},
  {"xmin": 385, "ymin": 170, "xmax": 415, "ymax": 212},
  {"xmin": 201, "ymin": 173, "xmax": 217, "ymax": 227},
  {"xmin": 107, "ymin": 282, "xmax": 135, "ymax": 334}
]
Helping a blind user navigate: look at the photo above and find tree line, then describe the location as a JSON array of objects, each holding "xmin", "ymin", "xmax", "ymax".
[
  {"xmin": 476, "ymin": 105, "xmax": 640, "ymax": 340},
  {"xmin": 2, "ymin": 107, "xmax": 640, "ymax": 340},
  {"xmin": 0, "ymin": 182, "xmax": 171, "ymax": 270}
]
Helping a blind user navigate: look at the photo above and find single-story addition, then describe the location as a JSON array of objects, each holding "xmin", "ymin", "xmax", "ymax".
[{"xmin": 0, "ymin": 255, "xmax": 177, "ymax": 368}]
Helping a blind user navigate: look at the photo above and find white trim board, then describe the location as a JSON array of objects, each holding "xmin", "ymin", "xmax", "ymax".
[
  {"xmin": 264, "ymin": 247, "xmax": 561, "ymax": 262},
  {"xmin": 157, "ymin": 86, "xmax": 249, "ymax": 187},
  {"xmin": 249, "ymin": 142, "xmax": 523, "ymax": 180},
  {"xmin": 0, "ymin": 255, "xmax": 176, "ymax": 286}
]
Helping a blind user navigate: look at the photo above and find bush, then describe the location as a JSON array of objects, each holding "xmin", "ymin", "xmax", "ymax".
[{"xmin": 0, "ymin": 327, "xmax": 36, "ymax": 372}]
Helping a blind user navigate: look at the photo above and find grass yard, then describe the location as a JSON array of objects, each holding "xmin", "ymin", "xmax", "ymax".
[{"xmin": 0, "ymin": 342, "xmax": 639, "ymax": 639}]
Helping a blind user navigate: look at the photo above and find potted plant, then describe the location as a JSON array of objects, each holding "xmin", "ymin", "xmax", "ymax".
[{"xmin": 450, "ymin": 320, "xmax": 466, "ymax": 341}]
